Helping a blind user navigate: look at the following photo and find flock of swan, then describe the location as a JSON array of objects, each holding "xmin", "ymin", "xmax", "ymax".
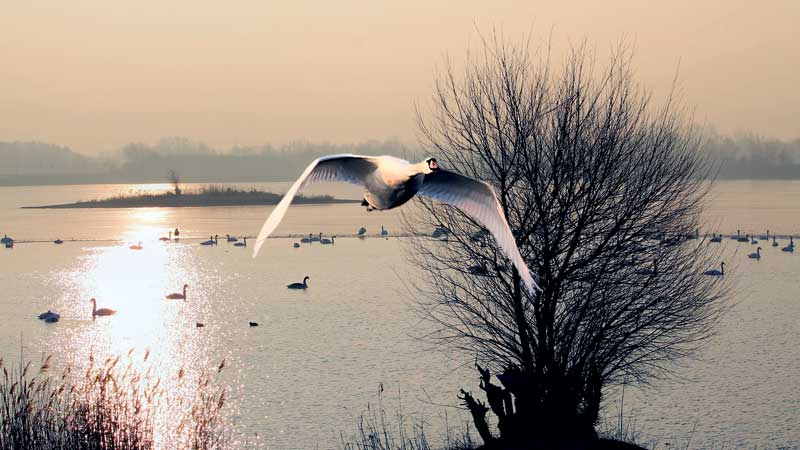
[
  {"xmin": 703, "ymin": 229, "xmax": 795, "ymax": 276},
  {"xmin": 14, "ymin": 154, "xmax": 799, "ymax": 327}
]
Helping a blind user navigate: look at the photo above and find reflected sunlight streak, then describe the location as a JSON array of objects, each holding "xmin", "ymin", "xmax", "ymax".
[{"xmin": 62, "ymin": 212, "xmax": 221, "ymax": 447}]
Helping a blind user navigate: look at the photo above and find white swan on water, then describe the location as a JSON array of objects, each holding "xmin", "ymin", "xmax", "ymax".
[
  {"xmin": 703, "ymin": 262, "xmax": 725, "ymax": 276},
  {"xmin": 252, "ymin": 155, "xmax": 540, "ymax": 293},
  {"xmin": 287, "ymin": 276, "xmax": 310, "ymax": 290},
  {"xmin": 166, "ymin": 284, "xmax": 188, "ymax": 300},
  {"xmin": 90, "ymin": 298, "xmax": 116, "ymax": 317}
]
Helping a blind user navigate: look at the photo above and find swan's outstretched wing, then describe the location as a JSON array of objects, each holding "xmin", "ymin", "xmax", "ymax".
[
  {"xmin": 253, "ymin": 154, "xmax": 378, "ymax": 257},
  {"xmin": 419, "ymin": 169, "xmax": 540, "ymax": 293}
]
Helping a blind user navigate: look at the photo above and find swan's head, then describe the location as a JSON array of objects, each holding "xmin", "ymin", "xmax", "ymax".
[
  {"xmin": 424, "ymin": 157, "xmax": 439, "ymax": 173},
  {"xmin": 304, "ymin": 276, "xmax": 310, "ymax": 281},
  {"xmin": 183, "ymin": 284, "xmax": 189, "ymax": 288},
  {"xmin": 89, "ymin": 298, "xmax": 96, "ymax": 304}
]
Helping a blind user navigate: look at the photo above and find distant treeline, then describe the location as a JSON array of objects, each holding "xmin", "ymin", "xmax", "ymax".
[
  {"xmin": 702, "ymin": 132, "xmax": 800, "ymax": 179},
  {"xmin": 0, "ymin": 138, "xmax": 418, "ymax": 186},
  {"xmin": 1, "ymin": 133, "xmax": 798, "ymax": 185}
]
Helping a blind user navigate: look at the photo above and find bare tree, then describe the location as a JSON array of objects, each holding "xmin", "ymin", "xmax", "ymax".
[
  {"xmin": 168, "ymin": 169, "xmax": 182, "ymax": 196},
  {"xmin": 407, "ymin": 37, "xmax": 728, "ymax": 448}
]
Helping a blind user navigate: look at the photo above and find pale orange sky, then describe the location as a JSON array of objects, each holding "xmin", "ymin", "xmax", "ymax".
[{"xmin": 1, "ymin": 0, "xmax": 798, "ymax": 154}]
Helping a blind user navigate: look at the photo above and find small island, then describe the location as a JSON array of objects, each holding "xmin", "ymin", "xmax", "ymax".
[{"xmin": 22, "ymin": 185, "xmax": 359, "ymax": 209}]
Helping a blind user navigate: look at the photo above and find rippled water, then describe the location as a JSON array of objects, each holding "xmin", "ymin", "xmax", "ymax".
[{"xmin": 1, "ymin": 180, "xmax": 799, "ymax": 448}]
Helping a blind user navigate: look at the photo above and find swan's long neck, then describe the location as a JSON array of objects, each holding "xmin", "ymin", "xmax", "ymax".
[
  {"xmin": 91, "ymin": 300, "xmax": 96, "ymax": 315},
  {"xmin": 413, "ymin": 161, "xmax": 432, "ymax": 175}
]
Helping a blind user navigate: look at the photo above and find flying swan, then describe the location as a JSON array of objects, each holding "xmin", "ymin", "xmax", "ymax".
[{"xmin": 252, "ymin": 155, "xmax": 539, "ymax": 293}]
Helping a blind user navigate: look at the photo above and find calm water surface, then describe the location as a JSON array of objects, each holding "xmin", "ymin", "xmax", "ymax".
[{"xmin": 0, "ymin": 180, "xmax": 799, "ymax": 448}]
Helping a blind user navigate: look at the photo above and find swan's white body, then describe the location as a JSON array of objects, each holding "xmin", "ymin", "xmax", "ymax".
[{"xmin": 253, "ymin": 154, "xmax": 539, "ymax": 293}]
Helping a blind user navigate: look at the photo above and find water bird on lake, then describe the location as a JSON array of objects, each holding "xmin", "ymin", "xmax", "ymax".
[
  {"xmin": 467, "ymin": 265, "xmax": 488, "ymax": 276},
  {"xmin": 773, "ymin": 237, "xmax": 779, "ymax": 247},
  {"xmin": 249, "ymin": 322, "xmax": 259, "ymax": 327},
  {"xmin": 730, "ymin": 230, "xmax": 741, "ymax": 240},
  {"xmin": 287, "ymin": 276, "xmax": 310, "ymax": 290},
  {"xmin": 226, "ymin": 234, "xmax": 238, "ymax": 242},
  {"xmin": 432, "ymin": 225, "xmax": 450, "ymax": 239},
  {"xmin": 234, "ymin": 237, "xmax": 247, "ymax": 247},
  {"xmin": 159, "ymin": 231, "xmax": 172, "ymax": 241},
  {"xmin": 0, "ymin": 235, "xmax": 12, "ymax": 244},
  {"xmin": 54, "ymin": 239, "xmax": 63, "ymax": 244},
  {"xmin": 381, "ymin": 226, "xmax": 388, "ymax": 236},
  {"xmin": 751, "ymin": 237, "xmax": 758, "ymax": 244},
  {"xmin": 782, "ymin": 237, "xmax": 794, "ymax": 252},
  {"xmin": 759, "ymin": 230, "xmax": 770, "ymax": 241},
  {"xmin": 38, "ymin": 310, "xmax": 61, "ymax": 321},
  {"xmin": 166, "ymin": 284, "xmax": 188, "ymax": 300},
  {"xmin": 311, "ymin": 232, "xmax": 322, "ymax": 242},
  {"xmin": 703, "ymin": 262, "xmax": 725, "ymax": 276},
  {"xmin": 90, "ymin": 298, "xmax": 116, "ymax": 318},
  {"xmin": 196, "ymin": 322, "xmax": 205, "ymax": 328},
  {"xmin": 200, "ymin": 236, "xmax": 217, "ymax": 246},
  {"xmin": 748, "ymin": 247, "xmax": 762, "ymax": 259},
  {"xmin": 634, "ymin": 260, "xmax": 658, "ymax": 276},
  {"xmin": 470, "ymin": 229, "xmax": 488, "ymax": 242},
  {"xmin": 320, "ymin": 236, "xmax": 334, "ymax": 245},
  {"xmin": 252, "ymin": 155, "xmax": 539, "ymax": 293},
  {"xmin": 709, "ymin": 233, "xmax": 722, "ymax": 243},
  {"xmin": 737, "ymin": 233, "xmax": 750, "ymax": 243},
  {"xmin": 300, "ymin": 234, "xmax": 314, "ymax": 243},
  {"xmin": 129, "ymin": 242, "xmax": 143, "ymax": 250},
  {"xmin": 357, "ymin": 227, "xmax": 367, "ymax": 237},
  {"xmin": 293, "ymin": 242, "xmax": 300, "ymax": 248}
]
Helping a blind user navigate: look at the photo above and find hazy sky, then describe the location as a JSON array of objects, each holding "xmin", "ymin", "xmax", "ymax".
[{"xmin": 1, "ymin": 0, "xmax": 798, "ymax": 154}]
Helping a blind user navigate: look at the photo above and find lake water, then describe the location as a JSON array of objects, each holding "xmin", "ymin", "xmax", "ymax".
[{"xmin": 1, "ymin": 180, "xmax": 799, "ymax": 449}]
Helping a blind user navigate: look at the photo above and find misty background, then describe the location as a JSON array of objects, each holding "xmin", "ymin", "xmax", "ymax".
[
  {"xmin": 1, "ymin": 132, "xmax": 798, "ymax": 186},
  {"xmin": 1, "ymin": 1, "xmax": 798, "ymax": 185}
]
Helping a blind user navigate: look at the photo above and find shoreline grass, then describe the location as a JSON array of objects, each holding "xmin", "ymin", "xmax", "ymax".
[{"xmin": 0, "ymin": 352, "xmax": 248, "ymax": 450}]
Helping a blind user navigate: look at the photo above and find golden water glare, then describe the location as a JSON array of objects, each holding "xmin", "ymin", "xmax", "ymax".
[{"xmin": 58, "ymin": 208, "xmax": 227, "ymax": 448}]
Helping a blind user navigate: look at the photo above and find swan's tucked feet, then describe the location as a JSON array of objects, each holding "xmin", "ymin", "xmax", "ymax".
[{"xmin": 361, "ymin": 198, "xmax": 376, "ymax": 212}]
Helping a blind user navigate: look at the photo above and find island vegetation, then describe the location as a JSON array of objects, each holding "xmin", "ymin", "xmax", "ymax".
[{"xmin": 22, "ymin": 184, "xmax": 358, "ymax": 209}]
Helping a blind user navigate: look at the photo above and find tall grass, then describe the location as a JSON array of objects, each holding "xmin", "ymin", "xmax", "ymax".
[
  {"xmin": 339, "ymin": 389, "xmax": 474, "ymax": 450},
  {"xmin": 0, "ymin": 352, "xmax": 242, "ymax": 450}
]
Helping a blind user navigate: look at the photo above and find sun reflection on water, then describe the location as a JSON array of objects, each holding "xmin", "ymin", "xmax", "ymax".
[{"xmin": 54, "ymin": 213, "xmax": 232, "ymax": 448}]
